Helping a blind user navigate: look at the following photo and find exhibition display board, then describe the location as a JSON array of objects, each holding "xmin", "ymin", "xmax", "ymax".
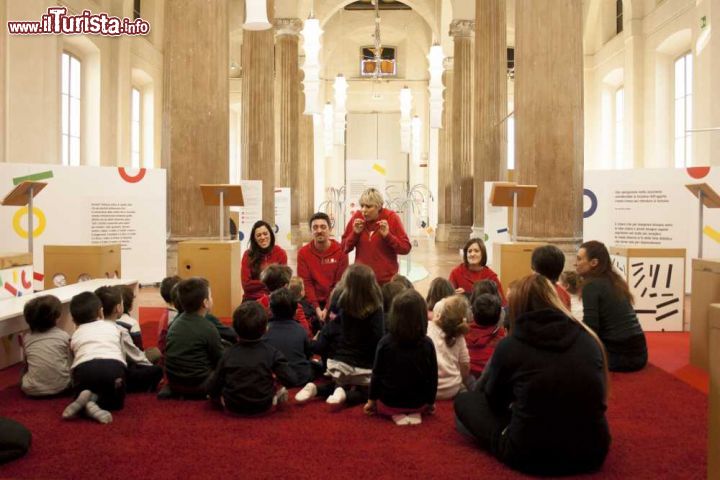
[
  {"xmin": 609, "ymin": 247, "xmax": 685, "ymax": 331},
  {"xmin": 177, "ymin": 241, "xmax": 241, "ymax": 318},
  {"xmin": 43, "ymin": 244, "xmax": 121, "ymax": 290},
  {"xmin": 0, "ymin": 252, "xmax": 33, "ymax": 300},
  {"xmin": 690, "ymin": 258, "xmax": 720, "ymax": 370},
  {"xmin": 709, "ymin": 304, "xmax": 720, "ymax": 480},
  {"xmin": 492, "ymin": 242, "xmax": 545, "ymax": 288}
]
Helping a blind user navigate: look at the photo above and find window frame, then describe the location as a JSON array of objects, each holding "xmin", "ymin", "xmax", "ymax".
[
  {"xmin": 614, "ymin": 86, "xmax": 624, "ymax": 169},
  {"xmin": 673, "ymin": 51, "xmax": 693, "ymax": 168},
  {"xmin": 61, "ymin": 51, "xmax": 82, "ymax": 167},
  {"xmin": 130, "ymin": 87, "xmax": 142, "ymax": 168}
]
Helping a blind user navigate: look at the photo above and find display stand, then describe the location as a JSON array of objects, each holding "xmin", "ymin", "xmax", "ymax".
[
  {"xmin": 489, "ymin": 182, "xmax": 538, "ymax": 242},
  {"xmin": 200, "ymin": 184, "xmax": 245, "ymax": 241},
  {"xmin": 1, "ymin": 181, "xmax": 48, "ymax": 257},
  {"xmin": 685, "ymin": 183, "xmax": 720, "ymax": 259}
]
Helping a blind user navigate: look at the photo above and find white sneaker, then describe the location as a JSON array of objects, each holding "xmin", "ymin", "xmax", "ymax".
[
  {"xmin": 392, "ymin": 414, "xmax": 411, "ymax": 426},
  {"xmin": 273, "ymin": 387, "xmax": 289, "ymax": 406},
  {"xmin": 406, "ymin": 413, "xmax": 422, "ymax": 425},
  {"xmin": 326, "ymin": 386, "xmax": 347, "ymax": 405},
  {"xmin": 294, "ymin": 382, "xmax": 318, "ymax": 403}
]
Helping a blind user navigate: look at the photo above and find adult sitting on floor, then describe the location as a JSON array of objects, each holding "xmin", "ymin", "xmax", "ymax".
[
  {"xmin": 241, "ymin": 220, "xmax": 288, "ymax": 302},
  {"xmin": 454, "ymin": 274, "xmax": 610, "ymax": 476},
  {"xmin": 297, "ymin": 212, "xmax": 349, "ymax": 323},
  {"xmin": 341, "ymin": 188, "xmax": 411, "ymax": 285},
  {"xmin": 0, "ymin": 417, "xmax": 31, "ymax": 465}
]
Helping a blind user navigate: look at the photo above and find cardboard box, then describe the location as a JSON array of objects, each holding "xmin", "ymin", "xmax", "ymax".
[{"xmin": 44, "ymin": 244, "xmax": 121, "ymax": 289}]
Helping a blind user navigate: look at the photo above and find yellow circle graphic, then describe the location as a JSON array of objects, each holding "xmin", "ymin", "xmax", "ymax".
[{"xmin": 12, "ymin": 206, "xmax": 47, "ymax": 239}]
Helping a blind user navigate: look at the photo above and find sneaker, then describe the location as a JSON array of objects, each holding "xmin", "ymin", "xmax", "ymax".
[
  {"xmin": 406, "ymin": 413, "xmax": 422, "ymax": 425},
  {"xmin": 326, "ymin": 386, "xmax": 346, "ymax": 405},
  {"xmin": 273, "ymin": 387, "xmax": 289, "ymax": 406},
  {"xmin": 62, "ymin": 390, "xmax": 93, "ymax": 419},
  {"xmin": 392, "ymin": 414, "xmax": 411, "ymax": 426},
  {"xmin": 294, "ymin": 382, "xmax": 318, "ymax": 403}
]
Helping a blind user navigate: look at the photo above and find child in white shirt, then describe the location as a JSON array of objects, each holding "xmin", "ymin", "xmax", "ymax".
[{"xmin": 427, "ymin": 295, "xmax": 472, "ymax": 400}]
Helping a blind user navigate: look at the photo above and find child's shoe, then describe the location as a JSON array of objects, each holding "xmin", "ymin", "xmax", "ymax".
[{"xmin": 294, "ymin": 382, "xmax": 318, "ymax": 403}]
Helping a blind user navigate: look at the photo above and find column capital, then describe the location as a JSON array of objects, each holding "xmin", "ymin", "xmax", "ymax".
[
  {"xmin": 449, "ymin": 19, "xmax": 475, "ymax": 38},
  {"xmin": 274, "ymin": 18, "xmax": 303, "ymax": 36},
  {"xmin": 443, "ymin": 57, "xmax": 454, "ymax": 70}
]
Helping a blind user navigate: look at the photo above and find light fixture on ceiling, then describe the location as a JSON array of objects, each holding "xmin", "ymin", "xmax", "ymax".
[
  {"xmin": 243, "ymin": 0, "xmax": 272, "ymax": 31},
  {"xmin": 399, "ymin": 86, "xmax": 412, "ymax": 153},
  {"xmin": 301, "ymin": 16, "xmax": 323, "ymax": 114},
  {"xmin": 333, "ymin": 74, "xmax": 348, "ymax": 146},
  {"xmin": 427, "ymin": 44, "xmax": 444, "ymax": 129}
]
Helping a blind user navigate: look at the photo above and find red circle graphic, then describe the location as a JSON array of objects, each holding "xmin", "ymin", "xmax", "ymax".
[
  {"xmin": 118, "ymin": 167, "xmax": 147, "ymax": 183},
  {"xmin": 687, "ymin": 166, "xmax": 711, "ymax": 179}
]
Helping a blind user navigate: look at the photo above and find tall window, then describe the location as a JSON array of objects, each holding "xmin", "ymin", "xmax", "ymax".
[
  {"xmin": 674, "ymin": 52, "xmax": 693, "ymax": 167},
  {"xmin": 507, "ymin": 113, "xmax": 515, "ymax": 170},
  {"xmin": 61, "ymin": 52, "xmax": 81, "ymax": 166},
  {"xmin": 615, "ymin": 87, "xmax": 624, "ymax": 168},
  {"xmin": 131, "ymin": 88, "xmax": 142, "ymax": 168},
  {"xmin": 616, "ymin": 0, "xmax": 623, "ymax": 35}
]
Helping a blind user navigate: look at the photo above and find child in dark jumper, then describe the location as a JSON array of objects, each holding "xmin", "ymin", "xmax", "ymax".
[
  {"xmin": 208, "ymin": 302, "xmax": 297, "ymax": 415},
  {"xmin": 364, "ymin": 289, "xmax": 437, "ymax": 426},
  {"xmin": 257, "ymin": 265, "xmax": 311, "ymax": 336}
]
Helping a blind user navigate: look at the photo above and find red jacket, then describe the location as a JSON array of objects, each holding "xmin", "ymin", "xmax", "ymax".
[
  {"xmin": 466, "ymin": 323, "xmax": 507, "ymax": 377},
  {"xmin": 341, "ymin": 208, "xmax": 411, "ymax": 285},
  {"xmin": 555, "ymin": 283, "xmax": 571, "ymax": 310},
  {"xmin": 257, "ymin": 294, "xmax": 312, "ymax": 338},
  {"xmin": 297, "ymin": 239, "xmax": 348, "ymax": 308},
  {"xmin": 448, "ymin": 264, "xmax": 507, "ymax": 305},
  {"xmin": 241, "ymin": 245, "xmax": 288, "ymax": 301}
]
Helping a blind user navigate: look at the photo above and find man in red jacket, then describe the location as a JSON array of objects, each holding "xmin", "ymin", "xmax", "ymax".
[
  {"xmin": 297, "ymin": 212, "xmax": 349, "ymax": 322},
  {"xmin": 341, "ymin": 188, "xmax": 411, "ymax": 285}
]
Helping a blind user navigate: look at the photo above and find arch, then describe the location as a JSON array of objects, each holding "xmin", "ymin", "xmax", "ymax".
[{"xmin": 656, "ymin": 28, "xmax": 692, "ymax": 56}]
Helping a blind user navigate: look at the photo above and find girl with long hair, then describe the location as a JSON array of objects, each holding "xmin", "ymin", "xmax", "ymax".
[
  {"xmin": 577, "ymin": 240, "xmax": 647, "ymax": 372},
  {"xmin": 241, "ymin": 220, "xmax": 288, "ymax": 302},
  {"xmin": 454, "ymin": 274, "xmax": 611, "ymax": 476}
]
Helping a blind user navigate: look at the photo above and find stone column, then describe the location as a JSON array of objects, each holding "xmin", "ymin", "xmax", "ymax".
[
  {"xmin": 163, "ymin": 0, "xmax": 228, "ymax": 239},
  {"xmin": 242, "ymin": 0, "xmax": 275, "ymax": 222},
  {"xmin": 436, "ymin": 57, "xmax": 453, "ymax": 243},
  {"xmin": 448, "ymin": 20, "xmax": 475, "ymax": 248},
  {"xmin": 514, "ymin": 0, "xmax": 583, "ymax": 254},
  {"xmin": 474, "ymin": 0, "xmax": 507, "ymax": 235},
  {"xmin": 274, "ymin": 18, "xmax": 301, "ymax": 190},
  {"xmin": 0, "ymin": 2, "xmax": 6, "ymax": 163},
  {"xmin": 295, "ymin": 69, "xmax": 315, "ymax": 244}
]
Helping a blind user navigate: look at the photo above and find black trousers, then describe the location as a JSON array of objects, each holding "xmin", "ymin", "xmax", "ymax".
[
  {"xmin": 72, "ymin": 359, "xmax": 127, "ymax": 411},
  {"xmin": 605, "ymin": 333, "xmax": 648, "ymax": 372},
  {"xmin": 126, "ymin": 364, "xmax": 163, "ymax": 393},
  {"xmin": 0, "ymin": 418, "xmax": 31, "ymax": 465},
  {"xmin": 454, "ymin": 390, "xmax": 510, "ymax": 454}
]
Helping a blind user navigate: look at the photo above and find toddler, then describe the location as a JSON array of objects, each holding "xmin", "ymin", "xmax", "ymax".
[{"xmin": 427, "ymin": 295, "xmax": 471, "ymax": 400}]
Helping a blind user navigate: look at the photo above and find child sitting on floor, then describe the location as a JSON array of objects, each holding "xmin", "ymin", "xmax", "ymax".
[
  {"xmin": 289, "ymin": 276, "xmax": 321, "ymax": 334},
  {"xmin": 263, "ymin": 287, "xmax": 315, "ymax": 387},
  {"xmin": 208, "ymin": 302, "xmax": 297, "ymax": 415},
  {"xmin": 425, "ymin": 277, "xmax": 455, "ymax": 320},
  {"xmin": 63, "ymin": 292, "xmax": 125, "ymax": 424},
  {"xmin": 531, "ymin": 245, "xmax": 572, "ymax": 309},
  {"xmin": 466, "ymin": 293, "xmax": 505, "ymax": 378},
  {"xmin": 157, "ymin": 275, "xmax": 182, "ymax": 353},
  {"xmin": 94, "ymin": 286, "xmax": 163, "ymax": 393},
  {"xmin": 161, "ymin": 277, "xmax": 224, "ymax": 399},
  {"xmin": 20, "ymin": 295, "xmax": 71, "ymax": 397},
  {"xmin": 257, "ymin": 265, "xmax": 311, "ymax": 336},
  {"xmin": 560, "ymin": 271, "xmax": 584, "ymax": 322},
  {"xmin": 428, "ymin": 295, "xmax": 472, "ymax": 400},
  {"xmin": 116, "ymin": 285, "xmax": 143, "ymax": 350},
  {"xmin": 364, "ymin": 289, "xmax": 437, "ymax": 426}
]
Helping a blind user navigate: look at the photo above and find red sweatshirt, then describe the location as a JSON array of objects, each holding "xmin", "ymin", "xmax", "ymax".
[
  {"xmin": 341, "ymin": 208, "xmax": 411, "ymax": 285},
  {"xmin": 555, "ymin": 283, "xmax": 572, "ymax": 310},
  {"xmin": 297, "ymin": 239, "xmax": 349, "ymax": 308},
  {"xmin": 448, "ymin": 263, "xmax": 507, "ymax": 305},
  {"xmin": 241, "ymin": 245, "xmax": 288, "ymax": 301},
  {"xmin": 257, "ymin": 294, "xmax": 312, "ymax": 338},
  {"xmin": 466, "ymin": 323, "xmax": 507, "ymax": 376}
]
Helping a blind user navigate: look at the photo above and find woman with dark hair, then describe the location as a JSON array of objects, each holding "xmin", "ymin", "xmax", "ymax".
[
  {"xmin": 576, "ymin": 240, "xmax": 647, "ymax": 372},
  {"xmin": 241, "ymin": 220, "xmax": 288, "ymax": 302},
  {"xmin": 448, "ymin": 238, "xmax": 506, "ymax": 304},
  {"xmin": 454, "ymin": 274, "xmax": 611, "ymax": 476}
]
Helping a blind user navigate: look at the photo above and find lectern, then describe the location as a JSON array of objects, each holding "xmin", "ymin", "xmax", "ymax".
[
  {"xmin": 200, "ymin": 184, "xmax": 245, "ymax": 241},
  {"xmin": 489, "ymin": 182, "xmax": 538, "ymax": 242},
  {"xmin": 685, "ymin": 183, "xmax": 720, "ymax": 259},
  {"xmin": 1, "ymin": 181, "xmax": 47, "ymax": 256}
]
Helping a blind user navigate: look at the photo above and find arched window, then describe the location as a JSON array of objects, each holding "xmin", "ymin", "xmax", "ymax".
[
  {"xmin": 61, "ymin": 51, "xmax": 81, "ymax": 166},
  {"xmin": 674, "ymin": 52, "xmax": 693, "ymax": 167},
  {"xmin": 131, "ymin": 87, "xmax": 142, "ymax": 168},
  {"xmin": 616, "ymin": 0, "xmax": 623, "ymax": 35},
  {"xmin": 615, "ymin": 87, "xmax": 624, "ymax": 168}
]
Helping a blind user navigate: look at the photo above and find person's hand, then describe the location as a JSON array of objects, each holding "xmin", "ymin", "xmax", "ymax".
[
  {"xmin": 378, "ymin": 220, "xmax": 389, "ymax": 237},
  {"xmin": 455, "ymin": 287, "xmax": 465, "ymax": 294},
  {"xmin": 353, "ymin": 218, "xmax": 365, "ymax": 234},
  {"xmin": 364, "ymin": 400, "xmax": 377, "ymax": 415},
  {"xmin": 316, "ymin": 307, "xmax": 327, "ymax": 323}
]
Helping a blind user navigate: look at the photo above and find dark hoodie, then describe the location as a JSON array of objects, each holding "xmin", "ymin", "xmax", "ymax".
[{"xmin": 483, "ymin": 308, "xmax": 610, "ymax": 475}]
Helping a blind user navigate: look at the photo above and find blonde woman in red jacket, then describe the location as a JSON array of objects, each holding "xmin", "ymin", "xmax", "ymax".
[{"xmin": 341, "ymin": 188, "xmax": 411, "ymax": 285}]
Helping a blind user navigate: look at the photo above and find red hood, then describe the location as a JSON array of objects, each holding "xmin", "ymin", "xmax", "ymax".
[{"xmin": 466, "ymin": 323, "xmax": 504, "ymax": 348}]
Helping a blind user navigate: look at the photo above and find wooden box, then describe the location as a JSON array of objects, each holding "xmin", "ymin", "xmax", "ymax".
[
  {"xmin": 492, "ymin": 242, "xmax": 545, "ymax": 288},
  {"xmin": 689, "ymin": 258, "xmax": 720, "ymax": 370},
  {"xmin": 43, "ymin": 244, "xmax": 121, "ymax": 289},
  {"xmin": 609, "ymin": 247, "xmax": 686, "ymax": 332},
  {"xmin": 177, "ymin": 241, "xmax": 241, "ymax": 318}
]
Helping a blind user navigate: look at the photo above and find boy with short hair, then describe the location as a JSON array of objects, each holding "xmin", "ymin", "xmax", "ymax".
[
  {"xmin": 117, "ymin": 285, "xmax": 143, "ymax": 350},
  {"xmin": 157, "ymin": 275, "xmax": 181, "ymax": 353},
  {"xmin": 531, "ymin": 244, "xmax": 572, "ymax": 309},
  {"xmin": 263, "ymin": 287, "xmax": 314, "ymax": 387},
  {"xmin": 162, "ymin": 277, "xmax": 224, "ymax": 398},
  {"xmin": 466, "ymin": 293, "xmax": 506, "ymax": 377},
  {"xmin": 94, "ymin": 286, "xmax": 163, "ymax": 392},
  {"xmin": 63, "ymin": 292, "xmax": 125, "ymax": 424},
  {"xmin": 258, "ymin": 265, "xmax": 311, "ymax": 336},
  {"xmin": 208, "ymin": 302, "xmax": 297, "ymax": 415}
]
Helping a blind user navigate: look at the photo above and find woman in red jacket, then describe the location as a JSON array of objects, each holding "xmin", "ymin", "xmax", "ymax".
[
  {"xmin": 341, "ymin": 188, "xmax": 411, "ymax": 285},
  {"xmin": 241, "ymin": 220, "xmax": 287, "ymax": 302},
  {"xmin": 449, "ymin": 238, "xmax": 506, "ymax": 304}
]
